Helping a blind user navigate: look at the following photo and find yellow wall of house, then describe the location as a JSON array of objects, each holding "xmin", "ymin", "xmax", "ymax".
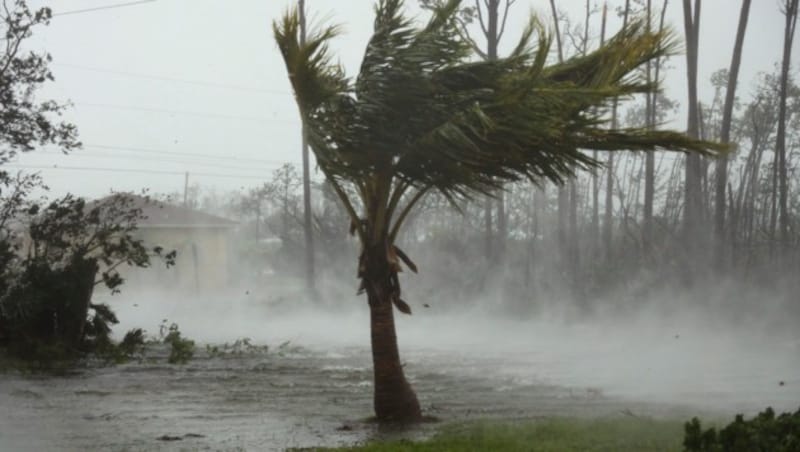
[{"xmin": 122, "ymin": 227, "xmax": 230, "ymax": 293}]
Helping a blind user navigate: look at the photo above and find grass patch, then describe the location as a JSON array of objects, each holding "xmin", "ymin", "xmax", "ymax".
[{"xmin": 333, "ymin": 417, "xmax": 685, "ymax": 452}]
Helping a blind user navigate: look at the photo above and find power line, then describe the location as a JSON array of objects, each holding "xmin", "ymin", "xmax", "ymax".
[
  {"xmin": 54, "ymin": 63, "xmax": 293, "ymax": 96},
  {"xmin": 34, "ymin": 150, "xmax": 282, "ymax": 173},
  {"xmin": 75, "ymin": 101, "xmax": 298, "ymax": 123},
  {"xmin": 6, "ymin": 164, "xmax": 269, "ymax": 180},
  {"xmin": 53, "ymin": 0, "xmax": 158, "ymax": 17},
  {"xmin": 82, "ymin": 144, "xmax": 287, "ymax": 165}
]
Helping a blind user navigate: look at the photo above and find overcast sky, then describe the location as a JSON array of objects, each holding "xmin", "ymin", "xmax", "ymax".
[{"xmin": 10, "ymin": 0, "xmax": 798, "ymax": 200}]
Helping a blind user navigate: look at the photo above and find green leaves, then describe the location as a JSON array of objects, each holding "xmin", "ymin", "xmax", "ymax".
[
  {"xmin": 272, "ymin": 6, "xmax": 347, "ymax": 116},
  {"xmin": 684, "ymin": 407, "xmax": 800, "ymax": 452},
  {"xmin": 273, "ymin": 0, "xmax": 725, "ymax": 240},
  {"xmin": 1, "ymin": 1, "xmax": 80, "ymax": 163}
]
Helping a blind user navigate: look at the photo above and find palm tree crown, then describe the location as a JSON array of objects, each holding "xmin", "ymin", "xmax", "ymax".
[{"xmin": 275, "ymin": 0, "xmax": 722, "ymax": 250}]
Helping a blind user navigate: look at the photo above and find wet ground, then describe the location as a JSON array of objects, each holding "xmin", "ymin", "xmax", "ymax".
[{"xmin": 1, "ymin": 298, "xmax": 799, "ymax": 451}]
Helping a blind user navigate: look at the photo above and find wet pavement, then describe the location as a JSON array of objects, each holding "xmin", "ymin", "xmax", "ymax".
[{"xmin": 1, "ymin": 301, "xmax": 798, "ymax": 451}]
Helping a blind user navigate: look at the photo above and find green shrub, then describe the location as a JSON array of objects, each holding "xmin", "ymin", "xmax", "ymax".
[
  {"xmin": 328, "ymin": 418, "xmax": 684, "ymax": 451},
  {"xmin": 162, "ymin": 322, "xmax": 194, "ymax": 364},
  {"xmin": 0, "ymin": 179, "xmax": 175, "ymax": 364},
  {"xmin": 206, "ymin": 337, "xmax": 269, "ymax": 358},
  {"xmin": 118, "ymin": 328, "xmax": 146, "ymax": 356},
  {"xmin": 684, "ymin": 407, "xmax": 800, "ymax": 452}
]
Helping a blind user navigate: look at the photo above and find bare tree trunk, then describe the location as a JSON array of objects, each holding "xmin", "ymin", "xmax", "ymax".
[
  {"xmin": 683, "ymin": 0, "xmax": 704, "ymax": 279},
  {"xmin": 473, "ymin": 0, "xmax": 516, "ymax": 262},
  {"xmin": 532, "ymin": 183, "xmax": 545, "ymax": 288},
  {"xmin": 639, "ymin": 0, "xmax": 668, "ymax": 256},
  {"xmin": 484, "ymin": 198, "xmax": 493, "ymax": 258},
  {"xmin": 746, "ymin": 107, "xmax": 767, "ymax": 262},
  {"xmin": 549, "ymin": 0, "xmax": 569, "ymax": 273},
  {"xmin": 604, "ymin": 0, "xmax": 629, "ymax": 261},
  {"xmin": 643, "ymin": 0, "xmax": 655, "ymax": 254},
  {"xmin": 770, "ymin": 145, "xmax": 779, "ymax": 252},
  {"xmin": 714, "ymin": 0, "xmax": 751, "ymax": 269},
  {"xmin": 497, "ymin": 190, "xmax": 506, "ymax": 257},
  {"xmin": 777, "ymin": 0, "xmax": 798, "ymax": 250},
  {"xmin": 548, "ymin": 0, "xmax": 564, "ymax": 63},
  {"xmin": 569, "ymin": 179, "xmax": 580, "ymax": 297},
  {"xmin": 591, "ymin": 151, "xmax": 599, "ymax": 251},
  {"xmin": 590, "ymin": 4, "xmax": 607, "ymax": 262},
  {"xmin": 591, "ymin": 5, "xmax": 603, "ymax": 263},
  {"xmin": 299, "ymin": 0, "xmax": 316, "ymax": 294},
  {"xmin": 525, "ymin": 190, "xmax": 533, "ymax": 287},
  {"xmin": 486, "ymin": 0, "xmax": 507, "ymax": 260},
  {"xmin": 567, "ymin": 0, "xmax": 591, "ymax": 301},
  {"xmin": 604, "ymin": 157, "xmax": 614, "ymax": 258}
]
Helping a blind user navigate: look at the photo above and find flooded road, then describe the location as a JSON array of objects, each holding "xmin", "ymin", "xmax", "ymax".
[{"xmin": 1, "ymin": 297, "xmax": 798, "ymax": 451}]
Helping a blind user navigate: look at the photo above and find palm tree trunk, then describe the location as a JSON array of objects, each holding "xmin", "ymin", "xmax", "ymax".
[
  {"xmin": 486, "ymin": 0, "xmax": 507, "ymax": 260},
  {"xmin": 367, "ymin": 275, "xmax": 421, "ymax": 422},
  {"xmin": 604, "ymin": 0, "xmax": 629, "ymax": 262},
  {"xmin": 360, "ymin": 236, "xmax": 421, "ymax": 422}
]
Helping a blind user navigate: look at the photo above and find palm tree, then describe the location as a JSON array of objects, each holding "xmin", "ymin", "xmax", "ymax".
[{"xmin": 274, "ymin": 0, "xmax": 723, "ymax": 423}]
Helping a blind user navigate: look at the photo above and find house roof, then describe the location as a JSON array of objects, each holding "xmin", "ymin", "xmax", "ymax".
[{"xmin": 96, "ymin": 194, "xmax": 237, "ymax": 229}]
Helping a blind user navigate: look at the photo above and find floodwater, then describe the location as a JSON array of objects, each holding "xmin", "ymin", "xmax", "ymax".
[{"xmin": 1, "ymin": 294, "xmax": 798, "ymax": 451}]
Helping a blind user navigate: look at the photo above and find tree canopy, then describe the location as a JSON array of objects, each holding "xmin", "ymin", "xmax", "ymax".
[
  {"xmin": 274, "ymin": 0, "xmax": 724, "ymax": 248},
  {"xmin": 0, "ymin": 1, "xmax": 80, "ymax": 163}
]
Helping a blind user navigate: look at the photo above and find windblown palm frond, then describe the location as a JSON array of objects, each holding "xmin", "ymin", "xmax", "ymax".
[
  {"xmin": 273, "ymin": 8, "xmax": 347, "ymax": 114},
  {"xmin": 274, "ymin": 0, "xmax": 724, "ymax": 240}
]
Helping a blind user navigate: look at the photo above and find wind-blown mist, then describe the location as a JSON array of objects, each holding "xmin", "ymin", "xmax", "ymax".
[
  {"xmin": 108, "ymin": 276, "xmax": 800, "ymax": 417},
  {"xmin": 93, "ymin": 162, "xmax": 800, "ymax": 425}
]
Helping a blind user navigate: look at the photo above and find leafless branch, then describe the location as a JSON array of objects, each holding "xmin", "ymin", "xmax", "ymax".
[
  {"xmin": 475, "ymin": 0, "xmax": 488, "ymax": 37},
  {"xmin": 496, "ymin": 0, "xmax": 515, "ymax": 43}
]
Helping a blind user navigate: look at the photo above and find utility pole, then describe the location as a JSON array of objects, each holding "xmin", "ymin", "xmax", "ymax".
[
  {"xmin": 299, "ymin": 0, "xmax": 317, "ymax": 295},
  {"xmin": 549, "ymin": 0, "xmax": 569, "ymax": 279},
  {"xmin": 183, "ymin": 171, "xmax": 189, "ymax": 207}
]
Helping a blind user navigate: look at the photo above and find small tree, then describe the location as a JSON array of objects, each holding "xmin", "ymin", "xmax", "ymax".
[
  {"xmin": 235, "ymin": 183, "xmax": 273, "ymax": 242},
  {"xmin": 1, "ymin": 0, "xmax": 79, "ymax": 163},
  {"xmin": 0, "ymin": 176, "xmax": 175, "ymax": 360},
  {"xmin": 274, "ymin": 0, "xmax": 723, "ymax": 422},
  {"xmin": 0, "ymin": 0, "xmax": 166, "ymax": 361}
]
